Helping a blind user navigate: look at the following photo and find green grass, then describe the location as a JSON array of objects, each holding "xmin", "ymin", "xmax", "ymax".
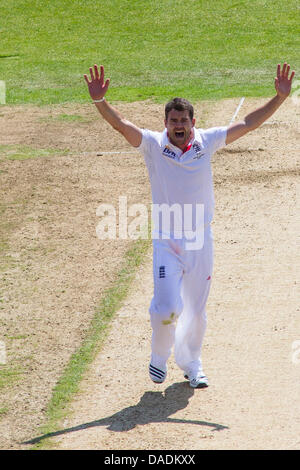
[
  {"xmin": 30, "ymin": 235, "xmax": 151, "ymax": 448},
  {"xmin": 0, "ymin": 144, "xmax": 69, "ymax": 161},
  {"xmin": 0, "ymin": 365, "xmax": 23, "ymax": 390},
  {"xmin": 0, "ymin": 0, "xmax": 299, "ymax": 104},
  {"xmin": 52, "ymin": 114, "xmax": 90, "ymax": 122},
  {"xmin": 39, "ymin": 113, "xmax": 91, "ymax": 123},
  {"xmin": 0, "ymin": 407, "xmax": 9, "ymax": 417}
]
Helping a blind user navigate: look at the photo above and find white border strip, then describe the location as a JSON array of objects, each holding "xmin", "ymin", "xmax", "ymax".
[
  {"xmin": 229, "ymin": 97, "xmax": 245, "ymax": 125},
  {"xmin": 0, "ymin": 81, "xmax": 6, "ymax": 105}
]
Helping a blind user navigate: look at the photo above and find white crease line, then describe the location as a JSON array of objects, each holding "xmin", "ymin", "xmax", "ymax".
[
  {"xmin": 229, "ymin": 97, "xmax": 245, "ymax": 125},
  {"xmin": 78, "ymin": 150, "xmax": 139, "ymax": 156},
  {"xmin": 97, "ymin": 151, "xmax": 139, "ymax": 155}
]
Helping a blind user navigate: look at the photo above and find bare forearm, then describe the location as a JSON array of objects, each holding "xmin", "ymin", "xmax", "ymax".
[
  {"xmin": 244, "ymin": 94, "xmax": 286, "ymax": 130},
  {"xmin": 94, "ymin": 99, "xmax": 125, "ymax": 132},
  {"xmin": 226, "ymin": 94, "xmax": 287, "ymax": 144},
  {"xmin": 94, "ymin": 98, "xmax": 142, "ymax": 147}
]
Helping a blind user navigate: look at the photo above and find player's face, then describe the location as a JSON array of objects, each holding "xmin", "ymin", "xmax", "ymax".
[{"xmin": 165, "ymin": 109, "xmax": 195, "ymax": 149}]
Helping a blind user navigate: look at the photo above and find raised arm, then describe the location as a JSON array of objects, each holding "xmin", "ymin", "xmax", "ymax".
[
  {"xmin": 84, "ymin": 65, "xmax": 142, "ymax": 148},
  {"xmin": 226, "ymin": 63, "xmax": 295, "ymax": 145}
]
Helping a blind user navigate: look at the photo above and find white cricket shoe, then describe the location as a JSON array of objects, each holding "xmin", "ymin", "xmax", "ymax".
[
  {"xmin": 149, "ymin": 363, "xmax": 167, "ymax": 384},
  {"xmin": 184, "ymin": 372, "xmax": 209, "ymax": 388}
]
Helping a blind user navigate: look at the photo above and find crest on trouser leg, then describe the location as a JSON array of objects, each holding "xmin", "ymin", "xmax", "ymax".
[{"xmin": 159, "ymin": 265, "xmax": 166, "ymax": 278}]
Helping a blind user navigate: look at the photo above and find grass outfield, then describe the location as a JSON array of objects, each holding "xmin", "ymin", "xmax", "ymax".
[{"xmin": 0, "ymin": 0, "xmax": 299, "ymax": 104}]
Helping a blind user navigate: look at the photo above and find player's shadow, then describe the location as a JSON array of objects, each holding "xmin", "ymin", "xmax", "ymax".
[{"xmin": 23, "ymin": 381, "xmax": 228, "ymax": 445}]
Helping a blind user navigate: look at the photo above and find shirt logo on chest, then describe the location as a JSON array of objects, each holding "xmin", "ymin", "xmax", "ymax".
[
  {"xmin": 162, "ymin": 146, "xmax": 177, "ymax": 159},
  {"xmin": 192, "ymin": 142, "xmax": 205, "ymax": 159}
]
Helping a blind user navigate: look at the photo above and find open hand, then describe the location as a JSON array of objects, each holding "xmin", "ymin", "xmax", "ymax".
[
  {"xmin": 84, "ymin": 64, "xmax": 110, "ymax": 101},
  {"xmin": 275, "ymin": 63, "xmax": 295, "ymax": 99}
]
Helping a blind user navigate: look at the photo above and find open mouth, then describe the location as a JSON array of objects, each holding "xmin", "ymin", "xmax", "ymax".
[{"xmin": 175, "ymin": 131, "xmax": 185, "ymax": 139}]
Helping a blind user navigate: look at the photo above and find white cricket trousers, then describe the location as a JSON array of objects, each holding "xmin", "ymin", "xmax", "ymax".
[{"xmin": 149, "ymin": 227, "xmax": 213, "ymax": 375}]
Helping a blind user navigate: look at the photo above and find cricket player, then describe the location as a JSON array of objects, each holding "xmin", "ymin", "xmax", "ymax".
[{"xmin": 84, "ymin": 63, "xmax": 295, "ymax": 388}]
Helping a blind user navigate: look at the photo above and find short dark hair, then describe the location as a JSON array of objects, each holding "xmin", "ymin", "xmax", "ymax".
[{"xmin": 165, "ymin": 97, "xmax": 194, "ymax": 121}]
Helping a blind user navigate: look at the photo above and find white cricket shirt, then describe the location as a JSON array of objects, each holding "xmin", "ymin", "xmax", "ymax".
[{"xmin": 138, "ymin": 126, "xmax": 227, "ymax": 240}]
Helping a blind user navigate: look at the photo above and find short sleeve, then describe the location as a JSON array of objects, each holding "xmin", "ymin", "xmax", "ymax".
[
  {"xmin": 202, "ymin": 126, "xmax": 228, "ymax": 155},
  {"xmin": 138, "ymin": 129, "xmax": 162, "ymax": 174},
  {"xmin": 138, "ymin": 129, "xmax": 156, "ymax": 155}
]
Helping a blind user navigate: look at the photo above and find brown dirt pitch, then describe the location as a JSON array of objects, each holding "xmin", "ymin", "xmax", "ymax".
[{"xmin": 0, "ymin": 98, "xmax": 299, "ymax": 450}]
